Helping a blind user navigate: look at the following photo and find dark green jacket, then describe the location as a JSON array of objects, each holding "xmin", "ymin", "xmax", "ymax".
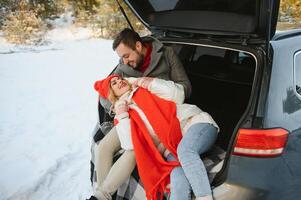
[{"xmin": 114, "ymin": 37, "xmax": 191, "ymax": 97}]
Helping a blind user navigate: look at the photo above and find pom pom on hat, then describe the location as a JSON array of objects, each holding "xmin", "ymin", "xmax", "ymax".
[{"xmin": 94, "ymin": 74, "xmax": 120, "ymax": 98}]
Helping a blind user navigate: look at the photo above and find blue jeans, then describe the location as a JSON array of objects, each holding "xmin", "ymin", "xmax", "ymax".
[{"xmin": 167, "ymin": 123, "xmax": 218, "ymax": 200}]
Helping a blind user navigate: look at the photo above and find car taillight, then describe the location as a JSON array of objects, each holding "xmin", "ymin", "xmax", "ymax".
[{"xmin": 233, "ymin": 128, "xmax": 288, "ymax": 157}]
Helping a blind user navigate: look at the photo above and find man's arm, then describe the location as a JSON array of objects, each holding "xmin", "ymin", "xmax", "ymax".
[
  {"xmin": 148, "ymin": 78, "xmax": 185, "ymax": 104},
  {"xmin": 164, "ymin": 46, "xmax": 192, "ymax": 98},
  {"xmin": 132, "ymin": 77, "xmax": 185, "ymax": 104}
]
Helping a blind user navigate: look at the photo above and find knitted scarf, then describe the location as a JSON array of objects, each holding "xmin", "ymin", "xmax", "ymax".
[
  {"xmin": 138, "ymin": 43, "xmax": 152, "ymax": 73},
  {"xmin": 129, "ymin": 88, "xmax": 182, "ymax": 200}
]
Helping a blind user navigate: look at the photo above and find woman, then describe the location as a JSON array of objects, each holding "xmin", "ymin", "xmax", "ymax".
[{"xmin": 94, "ymin": 74, "xmax": 219, "ymax": 200}]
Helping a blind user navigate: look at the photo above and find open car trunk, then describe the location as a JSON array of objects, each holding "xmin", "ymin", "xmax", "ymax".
[
  {"xmin": 168, "ymin": 43, "xmax": 255, "ymax": 150},
  {"xmin": 165, "ymin": 43, "xmax": 257, "ymax": 186},
  {"xmin": 164, "ymin": 42, "xmax": 257, "ymax": 182}
]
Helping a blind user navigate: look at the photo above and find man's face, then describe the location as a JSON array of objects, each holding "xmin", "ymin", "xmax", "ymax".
[{"xmin": 115, "ymin": 42, "xmax": 144, "ymax": 69}]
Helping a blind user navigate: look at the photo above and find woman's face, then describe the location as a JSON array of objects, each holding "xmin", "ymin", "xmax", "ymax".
[{"xmin": 110, "ymin": 76, "xmax": 131, "ymax": 97}]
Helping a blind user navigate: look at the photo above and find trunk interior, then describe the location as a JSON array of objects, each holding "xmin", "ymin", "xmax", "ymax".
[{"xmin": 166, "ymin": 43, "xmax": 256, "ymax": 179}]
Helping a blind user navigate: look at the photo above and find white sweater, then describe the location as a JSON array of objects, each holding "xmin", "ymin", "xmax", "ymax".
[{"xmin": 115, "ymin": 78, "xmax": 219, "ymax": 150}]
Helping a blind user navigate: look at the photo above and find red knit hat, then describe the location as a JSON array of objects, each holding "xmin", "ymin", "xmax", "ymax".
[{"xmin": 94, "ymin": 74, "xmax": 120, "ymax": 99}]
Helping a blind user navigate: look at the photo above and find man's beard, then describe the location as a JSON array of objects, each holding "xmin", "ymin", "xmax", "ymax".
[{"xmin": 134, "ymin": 52, "xmax": 144, "ymax": 70}]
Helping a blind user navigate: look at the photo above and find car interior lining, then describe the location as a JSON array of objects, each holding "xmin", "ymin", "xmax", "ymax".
[
  {"xmin": 149, "ymin": 11, "xmax": 256, "ymax": 34},
  {"xmin": 168, "ymin": 43, "xmax": 256, "ymax": 151}
]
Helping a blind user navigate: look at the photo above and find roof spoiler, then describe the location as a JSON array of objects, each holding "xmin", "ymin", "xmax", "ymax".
[{"xmin": 114, "ymin": 0, "xmax": 134, "ymax": 31}]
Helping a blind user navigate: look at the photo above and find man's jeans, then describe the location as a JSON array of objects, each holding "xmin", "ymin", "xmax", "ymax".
[{"xmin": 167, "ymin": 123, "xmax": 218, "ymax": 200}]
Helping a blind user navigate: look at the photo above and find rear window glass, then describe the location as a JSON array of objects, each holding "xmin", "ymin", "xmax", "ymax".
[{"xmin": 295, "ymin": 51, "xmax": 301, "ymax": 96}]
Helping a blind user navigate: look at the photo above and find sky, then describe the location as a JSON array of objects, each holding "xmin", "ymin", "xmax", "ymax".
[{"xmin": 0, "ymin": 19, "xmax": 117, "ymax": 200}]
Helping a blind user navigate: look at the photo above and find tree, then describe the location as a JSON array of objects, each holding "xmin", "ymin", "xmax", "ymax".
[{"xmin": 2, "ymin": 0, "xmax": 46, "ymax": 44}]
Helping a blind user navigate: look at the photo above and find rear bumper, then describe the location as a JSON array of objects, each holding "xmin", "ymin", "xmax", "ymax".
[{"xmin": 213, "ymin": 183, "xmax": 266, "ymax": 200}]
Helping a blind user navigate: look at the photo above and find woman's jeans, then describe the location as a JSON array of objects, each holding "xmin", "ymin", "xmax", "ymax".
[{"xmin": 167, "ymin": 123, "xmax": 218, "ymax": 200}]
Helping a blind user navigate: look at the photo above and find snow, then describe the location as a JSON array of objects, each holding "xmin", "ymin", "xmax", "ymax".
[{"xmin": 0, "ymin": 26, "xmax": 118, "ymax": 200}]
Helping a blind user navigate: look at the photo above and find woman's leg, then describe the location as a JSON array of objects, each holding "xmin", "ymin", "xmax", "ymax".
[
  {"xmin": 95, "ymin": 127, "xmax": 121, "ymax": 186},
  {"xmin": 94, "ymin": 127, "xmax": 136, "ymax": 200},
  {"xmin": 101, "ymin": 150, "xmax": 136, "ymax": 194},
  {"xmin": 167, "ymin": 154, "xmax": 192, "ymax": 200},
  {"xmin": 177, "ymin": 123, "xmax": 217, "ymax": 199}
]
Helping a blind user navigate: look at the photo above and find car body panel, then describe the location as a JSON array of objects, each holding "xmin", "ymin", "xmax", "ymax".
[
  {"xmin": 214, "ymin": 132, "xmax": 301, "ymax": 200},
  {"xmin": 214, "ymin": 33, "xmax": 301, "ymax": 200},
  {"xmin": 266, "ymin": 34, "xmax": 301, "ymax": 130}
]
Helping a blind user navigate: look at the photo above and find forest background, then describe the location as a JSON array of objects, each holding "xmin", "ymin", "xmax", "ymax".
[{"xmin": 0, "ymin": 0, "xmax": 300, "ymax": 45}]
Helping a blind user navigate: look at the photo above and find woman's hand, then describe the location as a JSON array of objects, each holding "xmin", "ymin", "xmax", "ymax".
[
  {"xmin": 132, "ymin": 77, "xmax": 154, "ymax": 89},
  {"xmin": 114, "ymin": 100, "xmax": 128, "ymax": 115}
]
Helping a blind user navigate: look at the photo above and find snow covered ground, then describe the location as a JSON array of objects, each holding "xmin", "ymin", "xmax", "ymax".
[{"xmin": 0, "ymin": 26, "xmax": 117, "ymax": 200}]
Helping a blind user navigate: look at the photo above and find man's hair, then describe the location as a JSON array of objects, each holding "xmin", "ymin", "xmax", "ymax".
[{"xmin": 112, "ymin": 28, "xmax": 142, "ymax": 51}]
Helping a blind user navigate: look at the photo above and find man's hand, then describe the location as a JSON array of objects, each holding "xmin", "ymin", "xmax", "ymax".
[
  {"xmin": 114, "ymin": 100, "xmax": 128, "ymax": 115},
  {"xmin": 132, "ymin": 77, "xmax": 154, "ymax": 89}
]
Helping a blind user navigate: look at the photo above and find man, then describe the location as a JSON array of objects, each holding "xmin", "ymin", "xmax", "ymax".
[
  {"xmin": 90, "ymin": 28, "xmax": 191, "ymax": 200},
  {"xmin": 112, "ymin": 28, "xmax": 191, "ymax": 98}
]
